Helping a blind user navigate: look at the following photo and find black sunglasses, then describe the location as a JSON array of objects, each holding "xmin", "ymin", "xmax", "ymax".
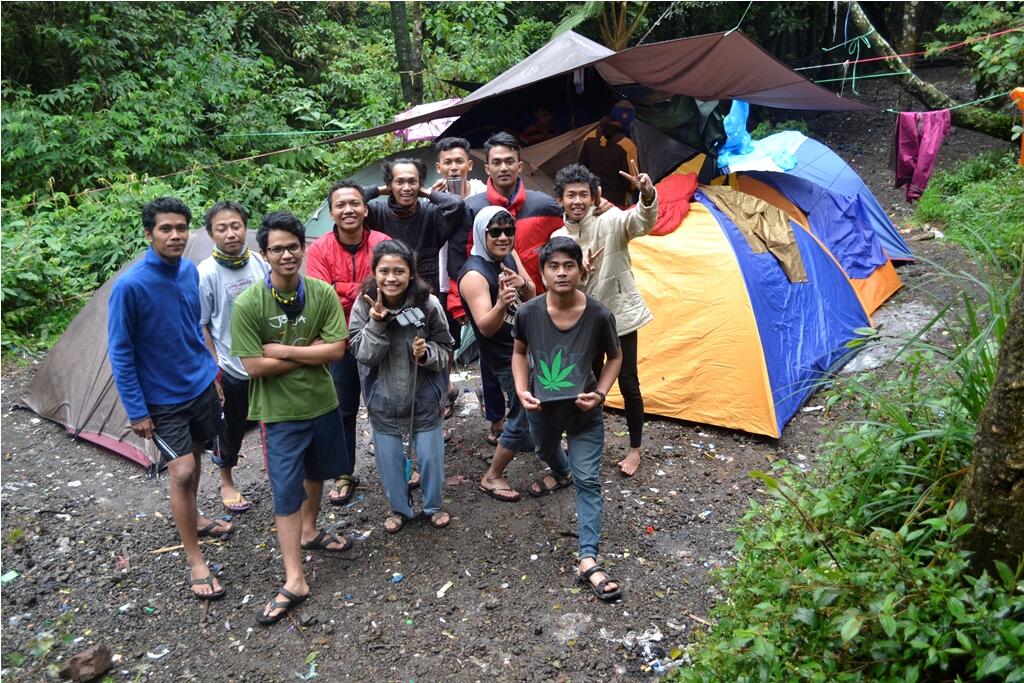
[{"xmin": 486, "ymin": 227, "xmax": 516, "ymax": 238}]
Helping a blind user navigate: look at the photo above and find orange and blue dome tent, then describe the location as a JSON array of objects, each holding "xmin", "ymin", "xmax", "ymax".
[{"xmin": 605, "ymin": 176, "xmax": 873, "ymax": 438}]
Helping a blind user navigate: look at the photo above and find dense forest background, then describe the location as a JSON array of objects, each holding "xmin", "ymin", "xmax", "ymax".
[{"xmin": 1, "ymin": 1, "xmax": 1020, "ymax": 350}]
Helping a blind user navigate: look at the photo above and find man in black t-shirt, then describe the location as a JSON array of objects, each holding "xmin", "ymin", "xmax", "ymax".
[{"xmin": 512, "ymin": 236, "xmax": 623, "ymax": 602}]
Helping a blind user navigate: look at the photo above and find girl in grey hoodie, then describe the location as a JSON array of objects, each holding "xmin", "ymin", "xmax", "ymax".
[{"xmin": 349, "ymin": 240, "xmax": 454, "ymax": 532}]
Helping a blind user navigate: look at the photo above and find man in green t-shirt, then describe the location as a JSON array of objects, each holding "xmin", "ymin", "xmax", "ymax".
[{"xmin": 231, "ymin": 211, "xmax": 351, "ymax": 625}]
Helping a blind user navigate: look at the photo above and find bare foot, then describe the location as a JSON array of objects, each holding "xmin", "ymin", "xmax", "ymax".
[{"xmin": 617, "ymin": 448, "xmax": 642, "ymax": 477}]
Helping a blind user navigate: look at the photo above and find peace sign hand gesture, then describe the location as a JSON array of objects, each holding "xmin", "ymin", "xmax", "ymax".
[
  {"xmin": 618, "ymin": 159, "xmax": 655, "ymax": 204},
  {"xmin": 363, "ymin": 289, "xmax": 388, "ymax": 321},
  {"xmin": 583, "ymin": 246, "xmax": 605, "ymax": 276},
  {"xmin": 500, "ymin": 264, "xmax": 526, "ymax": 291}
]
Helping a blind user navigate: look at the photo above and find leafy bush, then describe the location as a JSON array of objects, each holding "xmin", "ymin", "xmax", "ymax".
[
  {"xmin": 933, "ymin": 2, "xmax": 1024, "ymax": 96},
  {"xmin": 914, "ymin": 151, "xmax": 1024, "ymax": 264},
  {"xmin": 751, "ymin": 118, "xmax": 811, "ymax": 140},
  {"xmin": 673, "ymin": 258, "xmax": 1024, "ymax": 682}
]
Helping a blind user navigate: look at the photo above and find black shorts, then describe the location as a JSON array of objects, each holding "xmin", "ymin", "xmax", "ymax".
[{"xmin": 148, "ymin": 383, "xmax": 223, "ymax": 462}]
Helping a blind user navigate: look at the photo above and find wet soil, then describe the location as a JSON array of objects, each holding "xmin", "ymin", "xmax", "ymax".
[{"xmin": 0, "ymin": 67, "xmax": 1011, "ymax": 682}]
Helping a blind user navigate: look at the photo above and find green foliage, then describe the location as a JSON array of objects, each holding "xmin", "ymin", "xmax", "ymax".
[
  {"xmin": 933, "ymin": 2, "xmax": 1024, "ymax": 96},
  {"xmin": 673, "ymin": 256, "xmax": 1024, "ymax": 682},
  {"xmin": 751, "ymin": 119, "xmax": 811, "ymax": 140},
  {"xmin": 0, "ymin": 3, "xmax": 555, "ymax": 353},
  {"xmin": 913, "ymin": 152, "xmax": 1024, "ymax": 264}
]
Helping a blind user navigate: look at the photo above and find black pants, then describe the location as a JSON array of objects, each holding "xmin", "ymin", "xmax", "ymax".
[
  {"xmin": 214, "ymin": 372, "xmax": 255, "ymax": 468},
  {"xmin": 329, "ymin": 352, "xmax": 360, "ymax": 473},
  {"xmin": 592, "ymin": 330, "xmax": 643, "ymax": 448}
]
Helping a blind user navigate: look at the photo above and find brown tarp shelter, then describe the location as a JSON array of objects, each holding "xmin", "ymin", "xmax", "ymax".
[{"xmin": 330, "ymin": 30, "xmax": 871, "ymax": 143}]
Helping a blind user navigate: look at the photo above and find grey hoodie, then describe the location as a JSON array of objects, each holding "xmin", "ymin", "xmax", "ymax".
[{"xmin": 349, "ymin": 293, "xmax": 453, "ymax": 436}]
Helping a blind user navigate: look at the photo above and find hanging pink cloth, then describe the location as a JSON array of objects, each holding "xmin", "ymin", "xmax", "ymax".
[{"xmin": 894, "ymin": 109, "xmax": 952, "ymax": 202}]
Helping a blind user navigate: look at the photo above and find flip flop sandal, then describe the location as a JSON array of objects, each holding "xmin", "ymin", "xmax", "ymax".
[
  {"xmin": 485, "ymin": 425, "xmax": 503, "ymax": 447},
  {"xmin": 300, "ymin": 530, "xmax": 351, "ymax": 554},
  {"xmin": 528, "ymin": 473, "xmax": 573, "ymax": 498},
  {"xmin": 478, "ymin": 485, "xmax": 521, "ymax": 503},
  {"xmin": 197, "ymin": 520, "xmax": 234, "ymax": 538},
  {"xmin": 222, "ymin": 495, "xmax": 252, "ymax": 513},
  {"xmin": 383, "ymin": 514, "xmax": 407, "ymax": 534},
  {"xmin": 444, "ymin": 388, "xmax": 459, "ymax": 420},
  {"xmin": 329, "ymin": 475, "xmax": 359, "ymax": 506},
  {"xmin": 407, "ymin": 471, "xmax": 421, "ymax": 490},
  {"xmin": 256, "ymin": 586, "xmax": 309, "ymax": 626},
  {"xmin": 578, "ymin": 564, "xmax": 623, "ymax": 602},
  {"xmin": 187, "ymin": 570, "xmax": 226, "ymax": 601},
  {"xmin": 429, "ymin": 511, "xmax": 451, "ymax": 529}
]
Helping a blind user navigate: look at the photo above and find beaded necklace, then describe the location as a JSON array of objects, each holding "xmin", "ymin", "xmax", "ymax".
[{"xmin": 264, "ymin": 272, "xmax": 305, "ymax": 321}]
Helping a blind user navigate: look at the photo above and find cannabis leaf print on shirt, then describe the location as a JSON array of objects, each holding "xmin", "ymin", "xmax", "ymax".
[{"xmin": 537, "ymin": 349, "xmax": 576, "ymax": 391}]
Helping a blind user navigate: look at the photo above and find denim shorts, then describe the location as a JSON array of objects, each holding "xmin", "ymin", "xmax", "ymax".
[
  {"xmin": 149, "ymin": 383, "xmax": 223, "ymax": 462},
  {"xmin": 492, "ymin": 367, "xmax": 535, "ymax": 453},
  {"xmin": 261, "ymin": 408, "xmax": 349, "ymax": 516}
]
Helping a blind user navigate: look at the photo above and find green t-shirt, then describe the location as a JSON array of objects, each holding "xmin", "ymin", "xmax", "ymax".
[{"xmin": 231, "ymin": 276, "xmax": 348, "ymax": 423}]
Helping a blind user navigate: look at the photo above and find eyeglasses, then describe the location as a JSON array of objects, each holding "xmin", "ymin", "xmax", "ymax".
[
  {"xmin": 486, "ymin": 227, "xmax": 516, "ymax": 239},
  {"xmin": 266, "ymin": 243, "xmax": 303, "ymax": 256}
]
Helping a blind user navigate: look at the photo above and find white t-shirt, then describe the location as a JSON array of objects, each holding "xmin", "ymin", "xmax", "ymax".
[
  {"xmin": 198, "ymin": 253, "xmax": 270, "ymax": 380},
  {"xmin": 439, "ymin": 178, "xmax": 487, "ymax": 294}
]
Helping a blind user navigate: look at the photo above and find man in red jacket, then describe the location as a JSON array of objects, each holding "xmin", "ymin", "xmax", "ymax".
[{"xmin": 306, "ymin": 180, "xmax": 389, "ymax": 505}]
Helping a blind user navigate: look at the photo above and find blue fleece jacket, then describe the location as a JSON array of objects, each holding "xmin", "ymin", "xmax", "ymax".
[{"xmin": 107, "ymin": 247, "xmax": 218, "ymax": 421}]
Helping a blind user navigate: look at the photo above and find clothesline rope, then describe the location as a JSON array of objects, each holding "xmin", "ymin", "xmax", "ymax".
[
  {"xmin": 795, "ymin": 24, "xmax": 1024, "ymax": 71},
  {"xmin": 882, "ymin": 88, "xmax": 1017, "ymax": 114}
]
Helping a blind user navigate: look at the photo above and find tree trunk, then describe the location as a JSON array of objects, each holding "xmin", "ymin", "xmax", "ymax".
[
  {"xmin": 849, "ymin": 1, "xmax": 1014, "ymax": 139},
  {"xmin": 389, "ymin": 1, "xmax": 422, "ymax": 106},
  {"xmin": 895, "ymin": 1, "xmax": 920, "ymax": 56},
  {"xmin": 964, "ymin": 284, "xmax": 1024, "ymax": 573},
  {"xmin": 409, "ymin": 1, "xmax": 424, "ymax": 105}
]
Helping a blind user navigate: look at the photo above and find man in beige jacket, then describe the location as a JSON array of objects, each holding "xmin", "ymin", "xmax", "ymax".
[{"xmin": 551, "ymin": 161, "xmax": 658, "ymax": 476}]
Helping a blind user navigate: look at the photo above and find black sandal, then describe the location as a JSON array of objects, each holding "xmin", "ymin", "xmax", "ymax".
[
  {"xmin": 444, "ymin": 387, "xmax": 459, "ymax": 420},
  {"xmin": 187, "ymin": 569, "xmax": 225, "ymax": 601},
  {"xmin": 329, "ymin": 475, "xmax": 358, "ymax": 506},
  {"xmin": 300, "ymin": 529, "xmax": 351, "ymax": 554},
  {"xmin": 528, "ymin": 472, "xmax": 573, "ymax": 498},
  {"xmin": 578, "ymin": 564, "xmax": 622, "ymax": 602},
  {"xmin": 256, "ymin": 587, "xmax": 309, "ymax": 625}
]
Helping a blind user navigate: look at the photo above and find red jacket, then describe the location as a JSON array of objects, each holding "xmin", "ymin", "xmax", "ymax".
[{"xmin": 306, "ymin": 228, "xmax": 390, "ymax": 321}]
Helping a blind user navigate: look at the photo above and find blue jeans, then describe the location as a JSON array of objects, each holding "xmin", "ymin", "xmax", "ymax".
[
  {"xmin": 330, "ymin": 352, "xmax": 360, "ymax": 471},
  {"xmin": 372, "ymin": 427, "xmax": 444, "ymax": 519},
  {"xmin": 527, "ymin": 404, "xmax": 605, "ymax": 559},
  {"xmin": 492, "ymin": 367, "xmax": 535, "ymax": 453}
]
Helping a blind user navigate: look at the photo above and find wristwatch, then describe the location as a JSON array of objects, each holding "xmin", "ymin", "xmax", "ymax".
[{"xmin": 595, "ymin": 390, "xmax": 606, "ymax": 404}]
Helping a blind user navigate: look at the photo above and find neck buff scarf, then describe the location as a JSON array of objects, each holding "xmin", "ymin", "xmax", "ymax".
[
  {"xmin": 264, "ymin": 272, "xmax": 305, "ymax": 321},
  {"xmin": 212, "ymin": 245, "xmax": 251, "ymax": 270},
  {"xmin": 387, "ymin": 194, "xmax": 420, "ymax": 219}
]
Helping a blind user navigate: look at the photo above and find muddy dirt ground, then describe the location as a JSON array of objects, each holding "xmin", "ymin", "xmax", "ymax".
[{"xmin": 0, "ymin": 67, "xmax": 1013, "ymax": 682}]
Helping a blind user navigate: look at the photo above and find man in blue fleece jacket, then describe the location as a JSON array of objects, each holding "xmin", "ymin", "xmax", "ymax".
[{"xmin": 108, "ymin": 197, "xmax": 229, "ymax": 601}]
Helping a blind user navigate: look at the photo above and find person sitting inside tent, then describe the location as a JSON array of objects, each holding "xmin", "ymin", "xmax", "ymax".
[
  {"xmin": 459, "ymin": 206, "xmax": 537, "ymax": 502},
  {"xmin": 363, "ymin": 158, "xmax": 464, "ymax": 295},
  {"xmin": 518, "ymin": 104, "xmax": 557, "ymax": 146},
  {"xmin": 551, "ymin": 161, "xmax": 658, "ymax": 477},
  {"xmin": 512, "ymin": 236, "xmax": 623, "ymax": 601},
  {"xmin": 107, "ymin": 197, "xmax": 232, "ymax": 601},
  {"xmin": 306, "ymin": 181, "xmax": 390, "ymax": 506},
  {"xmin": 198, "ymin": 200, "xmax": 269, "ymax": 514},
  {"xmin": 231, "ymin": 211, "xmax": 353, "ymax": 625},
  {"xmin": 349, "ymin": 240, "xmax": 453, "ymax": 533}
]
